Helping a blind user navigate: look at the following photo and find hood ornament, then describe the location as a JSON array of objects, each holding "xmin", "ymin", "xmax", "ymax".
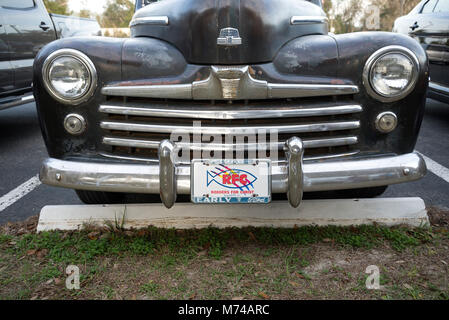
[{"xmin": 217, "ymin": 27, "xmax": 242, "ymax": 46}]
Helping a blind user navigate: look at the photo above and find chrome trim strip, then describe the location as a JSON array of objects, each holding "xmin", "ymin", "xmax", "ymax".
[
  {"xmin": 290, "ymin": 16, "xmax": 329, "ymax": 25},
  {"xmin": 268, "ymin": 83, "xmax": 358, "ymax": 98},
  {"xmin": 99, "ymin": 104, "xmax": 363, "ymax": 119},
  {"xmin": 101, "ymin": 84, "xmax": 193, "ymax": 99},
  {"xmin": 0, "ymin": 93, "xmax": 34, "ymax": 111},
  {"xmin": 429, "ymin": 81, "xmax": 449, "ymax": 94},
  {"xmin": 303, "ymin": 151, "xmax": 359, "ymax": 161},
  {"xmin": 39, "ymin": 153, "xmax": 427, "ymax": 194},
  {"xmin": 101, "ymin": 65, "xmax": 359, "ymax": 100},
  {"xmin": 426, "ymin": 50, "xmax": 443, "ymax": 63},
  {"xmin": 11, "ymin": 58, "xmax": 34, "ymax": 69},
  {"xmin": 99, "ymin": 152, "xmax": 159, "ymax": 163},
  {"xmin": 100, "ymin": 120, "xmax": 360, "ymax": 135},
  {"xmin": 285, "ymin": 137, "xmax": 304, "ymax": 208},
  {"xmin": 130, "ymin": 16, "xmax": 169, "ymax": 27},
  {"xmin": 102, "ymin": 136, "xmax": 359, "ymax": 150}
]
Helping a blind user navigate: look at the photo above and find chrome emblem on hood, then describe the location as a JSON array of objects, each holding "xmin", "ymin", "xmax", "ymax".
[{"xmin": 217, "ymin": 28, "xmax": 242, "ymax": 46}]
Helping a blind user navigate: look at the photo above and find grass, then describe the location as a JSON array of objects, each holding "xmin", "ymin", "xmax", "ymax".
[
  {"xmin": 4, "ymin": 225, "xmax": 436, "ymax": 265},
  {"xmin": 0, "ymin": 223, "xmax": 448, "ymax": 300}
]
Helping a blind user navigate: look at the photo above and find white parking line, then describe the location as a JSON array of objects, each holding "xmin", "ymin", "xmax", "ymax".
[
  {"xmin": 0, "ymin": 175, "xmax": 41, "ymax": 212},
  {"xmin": 418, "ymin": 152, "xmax": 449, "ymax": 184}
]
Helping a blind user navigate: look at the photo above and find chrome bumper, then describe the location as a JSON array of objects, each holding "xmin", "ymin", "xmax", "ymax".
[{"xmin": 40, "ymin": 138, "xmax": 427, "ymax": 209}]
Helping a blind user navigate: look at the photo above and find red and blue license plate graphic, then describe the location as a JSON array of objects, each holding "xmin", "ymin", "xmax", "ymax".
[{"xmin": 191, "ymin": 160, "xmax": 271, "ymax": 204}]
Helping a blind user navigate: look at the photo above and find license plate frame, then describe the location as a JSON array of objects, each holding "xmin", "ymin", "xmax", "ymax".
[{"xmin": 191, "ymin": 159, "xmax": 272, "ymax": 204}]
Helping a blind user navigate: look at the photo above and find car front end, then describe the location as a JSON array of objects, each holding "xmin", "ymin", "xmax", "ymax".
[{"xmin": 34, "ymin": 0, "xmax": 428, "ymax": 208}]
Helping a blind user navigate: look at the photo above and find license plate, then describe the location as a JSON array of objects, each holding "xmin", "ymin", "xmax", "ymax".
[{"xmin": 191, "ymin": 160, "xmax": 271, "ymax": 204}]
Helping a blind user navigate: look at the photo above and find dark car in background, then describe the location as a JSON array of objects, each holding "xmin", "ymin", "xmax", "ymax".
[
  {"xmin": 394, "ymin": 0, "xmax": 449, "ymax": 104},
  {"xmin": 0, "ymin": 0, "xmax": 101, "ymax": 111}
]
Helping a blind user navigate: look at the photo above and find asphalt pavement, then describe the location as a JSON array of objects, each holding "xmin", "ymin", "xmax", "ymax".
[{"xmin": 0, "ymin": 99, "xmax": 448, "ymax": 224}]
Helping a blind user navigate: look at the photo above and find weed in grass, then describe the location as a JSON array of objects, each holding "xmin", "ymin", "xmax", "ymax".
[
  {"xmin": 403, "ymin": 284, "xmax": 422, "ymax": 299},
  {"xmin": 129, "ymin": 237, "xmax": 154, "ymax": 255},
  {"xmin": 262, "ymin": 247, "xmax": 275, "ymax": 257},
  {"xmin": 103, "ymin": 286, "xmax": 115, "ymax": 299},
  {"xmin": 29, "ymin": 265, "xmax": 61, "ymax": 284},
  {"xmin": 438, "ymin": 291, "xmax": 449, "ymax": 300},
  {"xmin": 380, "ymin": 228, "xmax": 421, "ymax": 251},
  {"xmin": 140, "ymin": 280, "xmax": 160, "ymax": 296},
  {"xmin": 407, "ymin": 265, "xmax": 420, "ymax": 279},
  {"xmin": 105, "ymin": 208, "xmax": 127, "ymax": 233},
  {"xmin": 161, "ymin": 254, "xmax": 177, "ymax": 268},
  {"xmin": 0, "ymin": 235, "xmax": 12, "ymax": 244},
  {"xmin": 284, "ymin": 249, "xmax": 300, "ymax": 275},
  {"xmin": 379, "ymin": 273, "xmax": 390, "ymax": 286},
  {"xmin": 296, "ymin": 270, "xmax": 312, "ymax": 281},
  {"xmin": 208, "ymin": 244, "xmax": 223, "ymax": 259},
  {"xmin": 15, "ymin": 289, "xmax": 31, "ymax": 300}
]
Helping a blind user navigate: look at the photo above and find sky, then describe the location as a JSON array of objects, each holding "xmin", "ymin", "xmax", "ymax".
[{"xmin": 68, "ymin": 0, "xmax": 109, "ymax": 15}]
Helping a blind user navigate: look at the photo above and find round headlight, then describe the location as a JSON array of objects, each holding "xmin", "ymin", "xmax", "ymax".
[
  {"xmin": 43, "ymin": 49, "xmax": 97, "ymax": 105},
  {"xmin": 363, "ymin": 46, "xmax": 419, "ymax": 102}
]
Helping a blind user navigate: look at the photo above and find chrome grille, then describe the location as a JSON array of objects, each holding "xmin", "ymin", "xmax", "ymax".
[{"xmin": 99, "ymin": 97, "xmax": 361, "ymax": 163}]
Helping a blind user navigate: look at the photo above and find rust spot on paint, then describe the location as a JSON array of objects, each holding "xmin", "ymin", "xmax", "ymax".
[{"xmin": 330, "ymin": 79, "xmax": 345, "ymax": 85}]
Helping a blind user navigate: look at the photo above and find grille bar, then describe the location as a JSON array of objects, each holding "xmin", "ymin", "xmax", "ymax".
[
  {"xmin": 102, "ymin": 136, "xmax": 358, "ymax": 151},
  {"xmin": 98, "ymin": 150, "xmax": 361, "ymax": 164},
  {"xmin": 99, "ymin": 104, "xmax": 362, "ymax": 120},
  {"xmin": 100, "ymin": 120, "xmax": 360, "ymax": 135}
]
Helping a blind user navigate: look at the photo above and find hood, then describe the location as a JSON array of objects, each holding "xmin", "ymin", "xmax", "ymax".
[{"xmin": 131, "ymin": 0, "xmax": 327, "ymax": 64}]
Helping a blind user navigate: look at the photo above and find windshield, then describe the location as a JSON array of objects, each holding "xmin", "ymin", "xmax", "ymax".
[
  {"xmin": 409, "ymin": 0, "xmax": 425, "ymax": 15},
  {"xmin": 135, "ymin": 0, "xmax": 161, "ymax": 11}
]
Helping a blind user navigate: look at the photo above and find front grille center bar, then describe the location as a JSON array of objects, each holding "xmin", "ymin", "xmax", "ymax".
[
  {"xmin": 158, "ymin": 138, "xmax": 305, "ymax": 209},
  {"xmin": 102, "ymin": 66, "xmax": 359, "ymax": 100}
]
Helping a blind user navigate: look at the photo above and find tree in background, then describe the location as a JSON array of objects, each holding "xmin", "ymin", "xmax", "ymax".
[
  {"xmin": 43, "ymin": 0, "xmax": 72, "ymax": 15},
  {"xmin": 326, "ymin": 0, "xmax": 363, "ymax": 34},
  {"xmin": 399, "ymin": 0, "xmax": 421, "ymax": 16},
  {"xmin": 322, "ymin": 0, "xmax": 332, "ymax": 16},
  {"xmin": 101, "ymin": 0, "xmax": 135, "ymax": 28},
  {"xmin": 78, "ymin": 9, "xmax": 93, "ymax": 19},
  {"xmin": 77, "ymin": 0, "xmax": 93, "ymax": 19},
  {"xmin": 363, "ymin": 0, "xmax": 421, "ymax": 31},
  {"xmin": 324, "ymin": 0, "xmax": 422, "ymax": 34}
]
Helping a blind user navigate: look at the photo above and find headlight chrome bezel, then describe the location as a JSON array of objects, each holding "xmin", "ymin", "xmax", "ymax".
[
  {"xmin": 363, "ymin": 45, "xmax": 420, "ymax": 103},
  {"xmin": 42, "ymin": 49, "xmax": 97, "ymax": 105}
]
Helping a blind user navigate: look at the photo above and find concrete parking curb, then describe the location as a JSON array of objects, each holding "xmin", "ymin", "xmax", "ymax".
[{"xmin": 37, "ymin": 198, "xmax": 429, "ymax": 232}]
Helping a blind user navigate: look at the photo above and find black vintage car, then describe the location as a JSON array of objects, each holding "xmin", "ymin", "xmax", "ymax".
[
  {"xmin": 34, "ymin": 0, "xmax": 428, "ymax": 208},
  {"xmin": 393, "ymin": 0, "xmax": 449, "ymax": 103}
]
